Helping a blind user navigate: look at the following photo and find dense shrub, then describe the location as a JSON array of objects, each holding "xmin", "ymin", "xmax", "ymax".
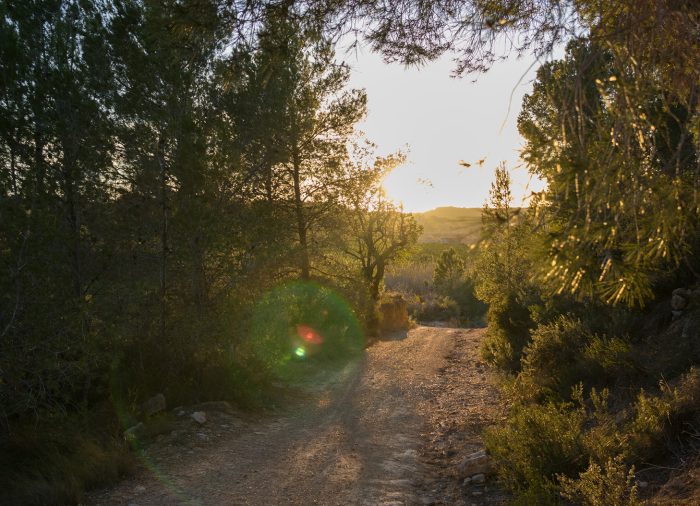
[
  {"xmin": 488, "ymin": 367, "xmax": 700, "ymax": 503},
  {"xmin": 559, "ymin": 456, "xmax": 641, "ymax": 506},
  {"xmin": 484, "ymin": 400, "xmax": 587, "ymax": 503},
  {"xmin": 433, "ymin": 249, "xmax": 487, "ymax": 325},
  {"xmin": 474, "ymin": 210, "xmax": 538, "ymax": 370},
  {"xmin": 520, "ymin": 316, "xmax": 634, "ymax": 399},
  {"xmin": 433, "ymin": 248, "xmax": 466, "ymax": 294},
  {"xmin": 479, "ymin": 293, "xmax": 534, "ymax": 371},
  {"xmin": 412, "ymin": 294, "xmax": 461, "ymax": 323},
  {"xmin": 627, "ymin": 368, "xmax": 700, "ymax": 461}
]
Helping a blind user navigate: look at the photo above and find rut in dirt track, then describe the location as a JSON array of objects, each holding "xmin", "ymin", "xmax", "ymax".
[{"xmin": 91, "ymin": 327, "xmax": 497, "ymax": 506}]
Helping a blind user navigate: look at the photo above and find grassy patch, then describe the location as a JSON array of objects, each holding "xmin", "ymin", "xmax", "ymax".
[{"xmin": 0, "ymin": 407, "xmax": 135, "ymax": 505}]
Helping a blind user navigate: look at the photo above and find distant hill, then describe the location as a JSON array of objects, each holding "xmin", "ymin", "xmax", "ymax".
[{"xmin": 413, "ymin": 207, "xmax": 482, "ymax": 244}]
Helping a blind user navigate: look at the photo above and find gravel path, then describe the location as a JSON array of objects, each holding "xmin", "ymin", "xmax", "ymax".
[{"xmin": 88, "ymin": 327, "xmax": 505, "ymax": 506}]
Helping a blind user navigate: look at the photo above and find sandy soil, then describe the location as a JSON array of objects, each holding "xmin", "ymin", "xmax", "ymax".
[{"xmin": 88, "ymin": 327, "xmax": 505, "ymax": 506}]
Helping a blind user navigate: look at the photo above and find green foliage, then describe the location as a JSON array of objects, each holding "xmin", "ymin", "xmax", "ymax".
[
  {"xmin": 469, "ymin": 30, "xmax": 700, "ymax": 499},
  {"xmin": 490, "ymin": 362, "xmax": 700, "ymax": 502},
  {"xmin": 433, "ymin": 248, "xmax": 465, "ymax": 293},
  {"xmin": 337, "ymin": 148, "xmax": 421, "ymax": 332},
  {"xmin": 432, "ymin": 247, "xmax": 487, "ymax": 325},
  {"xmin": 310, "ymin": 2, "xmax": 700, "ymax": 504},
  {"xmin": 521, "ymin": 316, "xmax": 634, "ymax": 399},
  {"xmin": 475, "ymin": 165, "xmax": 537, "ymax": 369},
  {"xmin": 2, "ymin": 1, "xmax": 699, "ymax": 502},
  {"xmin": 231, "ymin": 7, "xmax": 368, "ymax": 280},
  {"xmin": 627, "ymin": 368, "xmax": 700, "ymax": 461},
  {"xmin": 0, "ymin": 3, "xmax": 393, "ymax": 499},
  {"xmin": 485, "ymin": 400, "xmax": 586, "ymax": 503},
  {"xmin": 386, "ymin": 243, "xmax": 486, "ymax": 325},
  {"xmin": 414, "ymin": 295, "xmax": 461, "ymax": 323},
  {"xmin": 559, "ymin": 456, "xmax": 641, "ymax": 506},
  {"xmin": 519, "ymin": 38, "xmax": 699, "ymax": 307}
]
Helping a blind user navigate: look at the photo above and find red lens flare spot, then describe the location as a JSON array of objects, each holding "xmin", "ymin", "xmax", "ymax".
[{"xmin": 296, "ymin": 324, "xmax": 324, "ymax": 344}]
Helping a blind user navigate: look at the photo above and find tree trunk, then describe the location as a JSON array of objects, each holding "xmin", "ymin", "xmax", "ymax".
[
  {"xmin": 292, "ymin": 150, "xmax": 310, "ymax": 280},
  {"xmin": 265, "ymin": 163, "xmax": 274, "ymax": 202},
  {"xmin": 10, "ymin": 131, "xmax": 17, "ymax": 195},
  {"xmin": 157, "ymin": 134, "xmax": 168, "ymax": 340},
  {"xmin": 370, "ymin": 261, "xmax": 385, "ymax": 303}
]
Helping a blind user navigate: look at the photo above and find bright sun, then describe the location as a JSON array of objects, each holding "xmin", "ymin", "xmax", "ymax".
[
  {"xmin": 382, "ymin": 160, "xmax": 546, "ymax": 213},
  {"xmin": 381, "ymin": 164, "xmax": 438, "ymax": 213},
  {"xmin": 348, "ymin": 38, "xmax": 553, "ymax": 214}
]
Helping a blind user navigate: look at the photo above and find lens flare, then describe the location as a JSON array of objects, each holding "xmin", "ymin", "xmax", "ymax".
[
  {"xmin": 297, "ymin": 324, "xmax": 323, "ymax": 344},
  {"xmin": 246, "ymin": 280, "xmax": 365, "ymax": 379}
]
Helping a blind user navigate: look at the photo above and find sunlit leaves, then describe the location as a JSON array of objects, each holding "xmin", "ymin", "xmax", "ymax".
[{"xmin": 520, "ymin": 39, "xmax": 699, "ymax": 307}]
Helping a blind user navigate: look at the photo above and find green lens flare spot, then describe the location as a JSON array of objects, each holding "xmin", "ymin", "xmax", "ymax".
[{"xmin": 246, "ymin": 280, "xmax": 364, "ymax": 380}]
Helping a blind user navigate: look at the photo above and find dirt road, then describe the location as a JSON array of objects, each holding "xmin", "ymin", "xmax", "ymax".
[{"xmin": 90, "ymin": 327, "xmax": 504, "ymax": 506}]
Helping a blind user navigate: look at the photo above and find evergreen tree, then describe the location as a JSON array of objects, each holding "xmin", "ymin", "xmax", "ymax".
[
  {"xmin": 519, "ymin": 39, "xmax": 699, "ymax": 306},
  {"xmin": 0, "ymin": 0, "xmax": 116, "ymax": 419},
  {"xmin": 234, "ymin": 7, "xmax": 367, "ymax": 280}
]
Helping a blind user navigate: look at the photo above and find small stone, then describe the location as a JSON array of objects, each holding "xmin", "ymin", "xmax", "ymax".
[
  {"xmin": 672, "ymin": 287, "xmax": 691, "ymax": 298},
  {"xmin": 462, "ymin": 477, "xmax": 472, "ymax": 486},
  {"xmin": 134, "ymin": 485, "xmax": 146, "ymax": 493},
  {"xmin": 191, "ymin": 411, "xmax": 207, "ymax": 424},
  {"xmin": 456, "ymin": 450, "xmax": 495, "ymax": 478},
  {"xmin": 471, "ymin": 490, "xmax": 483, "ymax": 496},
  {"xmin": 124, "ymin": 422, "xmax": 145, "ymax": 441},
  {"xmin": 471, "ymin": 473, "xmax": 486, "ymax": 484},
  {"xmin": 671, "ymin": 294, "xmax": 688, "ymax": 311},
  {"xmin": 141, "ymin": 393, "xmax": 166, "ymax": 417}
]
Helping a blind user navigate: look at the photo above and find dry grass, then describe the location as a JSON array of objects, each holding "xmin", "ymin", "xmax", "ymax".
[
  {"xmin": 385, "ymin": 261, "xmax": 434, "ymax": 296},
  {"xmin": 0, "ymin": 417, "xmax": 135, "ymax": 505}
]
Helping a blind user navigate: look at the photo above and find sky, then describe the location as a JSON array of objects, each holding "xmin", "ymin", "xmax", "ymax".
[{"xmin": 343, "ymin": 42, "xmax": 550, "ymax": 212}]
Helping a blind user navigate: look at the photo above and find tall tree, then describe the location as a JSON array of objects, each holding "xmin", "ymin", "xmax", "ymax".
[
  {"xmin": 475, "ymin": 164, "xmax": 536, "ymax": 370},
  {"xmin": 106, "ymin": 0, "xmax": 241, "ymax": 392},
  {"xmin": 0, "ymin": 0, "xmax": 116, "ymax": 418},
  {"xmin": 236, "ymin": 7, "xmax": 367, "ymax": 280}
]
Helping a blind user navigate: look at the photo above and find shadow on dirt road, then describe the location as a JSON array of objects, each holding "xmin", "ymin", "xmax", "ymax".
[{"xmin": 89, "ymin": 327, "xmax": 504, "ymax": 506}]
